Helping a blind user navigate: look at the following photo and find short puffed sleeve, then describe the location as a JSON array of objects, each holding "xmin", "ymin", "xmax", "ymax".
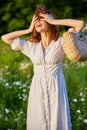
[{"xmin": 10, "ymin": 38, "xmax": 32, "ymax": 58}]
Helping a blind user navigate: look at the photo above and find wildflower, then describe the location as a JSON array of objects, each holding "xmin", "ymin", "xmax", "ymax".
[
  {"xmin": 80, "ymin": 98, "xmax": 85, "ymax": 102},
  {"xmin": 27, "ymin": 74, "xmax": 31, "ymax": 78},
  {"xmin": 83, "ymin": 119, "xmax": 87, "ymax": 125},
  {"xmin": 18, "ymin": 94, "xmax": 22, "ymax": 100},
  {"xmin": 23, "ymin": 89, "xmax": 26, "ymax": 93},
  {"xmin": 5, "ymin": 83, "xmax": 10, "ymax": 87},
  {"xmin": 13, "ymin": 81, "xmax": 22, "ymax": 86},
  {"xmin": 4, "ymin": 116, "xmax": 9, "ymax": 122},
  {"xmin": 19, "ymin": 62, "xmax": 30, "ymax": 70},
  {"xmin": 19, "ymin": 110, "xmax": 23, "ymax": 115},
  {"xmin": 76, "ymin": 110, "xmax": 81, "ymax": 113},
  {"xmin": 19, "ymin": 97, "xmax": 22, "ymax": 100},
  {"xmin": 78, "ymin": 116, "xmax": 82, "ymax": 120},
  {"xmin": 80, "ymin": 92, "xmax": 83, "ymax": 96},
  {"xmin": 19, "ymin": 86, "xmax": 22, "ymax": 89},
  {"xmin": 23, "ymin": 98, "xmax": 26, "ymax": 101},
  {"xmin": 73, "ymin": 98, "xmax": 77, "ymax": 102},
  {"xmin": 5, "ymin": 108, "xmax": 9, "ymax": 114},
  {"xmin": 22, "ymin": 93, "xmax": 27, "ymax": 101},
  {"xmin": 15, "ymin": 118, "xmax": 18, "ymax": 121}
]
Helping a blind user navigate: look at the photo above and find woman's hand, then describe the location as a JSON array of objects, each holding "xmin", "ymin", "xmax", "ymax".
[
  {"xmin": 39, "ymin": 13, "xmax": 54, "ymax": 24},
  {"xmin": 68, "ymin": 28, "xmax": 77, "ymax": 33},
  {"xmin": 28, "ymin": 15, "xmax": 38, "ymax": 33}
]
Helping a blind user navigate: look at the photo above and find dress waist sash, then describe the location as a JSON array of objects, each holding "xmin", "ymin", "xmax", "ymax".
[{"xmin": 34, "ymin": 63, "xmax": 63, "ymax": 77}]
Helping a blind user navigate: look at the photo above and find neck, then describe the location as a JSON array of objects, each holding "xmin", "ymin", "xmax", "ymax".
[{"xmin": 40, "ymin": 32, "xmax": 51, "ymax": 47}]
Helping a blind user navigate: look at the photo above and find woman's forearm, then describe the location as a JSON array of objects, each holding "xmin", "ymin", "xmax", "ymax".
[
  {"xmin": 52, "ymin": 19, "xmax": 84, "ymax": 32},
  {"xmin": 1, "ymin": 29, "xmax": 31, "ymax": 44}
]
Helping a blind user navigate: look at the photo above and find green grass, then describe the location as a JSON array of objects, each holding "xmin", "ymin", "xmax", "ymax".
[
  {"xmin": 63, "ymin": 60, "xmax": 87, "ymax": 130},
  {"xmin": 0, "ymin": 38, "xmax": 87, "ymax": 130}
]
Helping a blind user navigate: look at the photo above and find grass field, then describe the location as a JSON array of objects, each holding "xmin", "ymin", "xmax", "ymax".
[{"xmin": 0, "ymin": 38, "xmax": 87, "ymax": 130}]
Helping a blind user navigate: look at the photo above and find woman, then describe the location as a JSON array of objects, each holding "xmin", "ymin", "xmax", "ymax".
[{"xmin": 1, "ymin": 5, "xmax": 84, "ymax": 130}]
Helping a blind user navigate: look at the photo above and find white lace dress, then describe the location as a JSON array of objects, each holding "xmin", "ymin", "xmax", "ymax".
[{"xmin": 11, "ymin": 37, "xmax": 72, "ymax": 130}]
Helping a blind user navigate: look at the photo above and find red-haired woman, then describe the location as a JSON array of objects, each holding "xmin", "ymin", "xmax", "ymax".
[{"xmin": 1, "ymin": 5, "xmax": 84, "ymax": 130}]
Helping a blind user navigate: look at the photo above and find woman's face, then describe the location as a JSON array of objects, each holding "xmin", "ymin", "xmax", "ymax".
[{"xmin": 34, "ymin": 18, "xmax": 48, "ymax": 33}]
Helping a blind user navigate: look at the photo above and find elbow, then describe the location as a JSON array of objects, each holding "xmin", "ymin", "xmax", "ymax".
[
  {"xmin": 78, "ymin": 20, "xmax": 84, "ymax": 31},
  {"xmin": 80, "ymin": 20, "xmax": 84, "ymax": 29},
  {"xmin": 75, "ymin": 20, "xmax": 84, "ymax": 33},
  {"xmin": 1, "ymin": 35, "xmax": 5, "ymax": 41},
  {"xmin": 1, "ymin": 35, "xmax": 7, "ymax": 43},
  {"xmin": 1, "ymin": 35, "xmax": 12, "ymax": 44}
]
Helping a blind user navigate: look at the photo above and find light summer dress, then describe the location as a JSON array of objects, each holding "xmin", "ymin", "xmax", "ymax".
[{"xmin": 11, "ymin": 37, "xmax": 72, "ymax": 130}]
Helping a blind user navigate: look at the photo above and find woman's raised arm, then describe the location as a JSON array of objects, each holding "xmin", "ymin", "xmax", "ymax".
[
  {"xmin": 1, "ymin": 15, "xmax": 38, "ymax": 44},
  {"xmin": 1, "ymin": 29, "xmax": 31, "ymax": 44},
  {"xmin": 52, "ymin": 19, "xmax": 84, "ymax": 33},
  {"xmin": 39, "ymin": 13, "xmax": 84, "ymax": 33}
]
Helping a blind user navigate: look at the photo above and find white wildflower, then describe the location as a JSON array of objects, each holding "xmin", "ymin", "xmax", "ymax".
[
  {"xmin": 77, "ymin": 110, "xmax": 81, "ymax": 113},
  {"xmin": 23, "ymin": 89, "xmax": 26, "ymax": 93},
  {"xmin": 22, "ymin": 94, "xmax": 27, "ymax": 99},
  {"xmin": 19, "ymin": 62, "xmax": 30, "ymax": 70},
  {"xmin": 4, "ymin": 116, "xmax": 9, "ymax": 122},
  {"xmin": 80, "ymin": 92, "xmax": 83, "ymax": 96},
  {"xmin": 15, "ymin": 118, "xmax": 18, "ymax": 121},
  {"xmin": 23, "ymin": 98, "xmax": 26, "ymax": 101},
  {"xmin": 13, "ymin": 81, "xmax": 22, "ymax": 86},
  {"xmin": 19, "ymin": 86, "xmax": 22, "ymax": 89},
  {"xmin": 5, "ymin": 83, "xmax": 10, "ymax": 87},
  {"xmin": 27, "ymin": 74, "xmax": 31, "ymax": 78},
  {"xmin": 80, "ymin": 98, "xmax": 85, "ymax": 102},
  {"xmin": 78, "ymin": 116, "xmax": 82, "ymax": 120},
  {"xmin": 84, "ymin": 119, "xmax": 87, "ymax": 124},
  {"xmin": 5, "ymin": 108, "xmax": 9, "ymax": 114},
  {"xmin": 18, "ymin": 93, "xmax": 21, "ymax": 97},
  {"xmin": 73, "ymin": 98, "xmax": 77, "ymax": 102},
  {"xmin": 19, "ymin": 111, "xmax": 23, "ymax": 115},
  {"xmin": 19, "ymin": 96, "xmax": 22, "ymax": 100}
]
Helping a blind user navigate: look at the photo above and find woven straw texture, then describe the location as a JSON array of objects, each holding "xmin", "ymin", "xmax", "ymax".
[{"xmin": 63, "ymin": 32, "xmax": 87, "ymax": 62}]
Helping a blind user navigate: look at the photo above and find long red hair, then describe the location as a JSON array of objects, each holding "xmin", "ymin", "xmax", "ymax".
[{"xmin": 31, "ymin": 5, "xmax": 59, "ymax": 43}]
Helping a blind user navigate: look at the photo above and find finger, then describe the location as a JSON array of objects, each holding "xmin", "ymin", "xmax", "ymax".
[
  {"xmin": 40, "ymin": 17, "xmax": 45, "ymax": 21},
  {"xmin": 32, "ymin": 15, "xmax": 38, "ymax": 21},
  {"xmin": 33, "ymin": 16, "xmax": 38, "ymax": 22},
  {"xmin": 33, "ymin": 15, "xmax": 36, "ymax": 18},
  {"xmin": 34, "ymin": 18, "xmax": 39, "ymax": 23},
  {"xmin": 39, "ymin": 13, "xmax": 46, "ymax": 17}
]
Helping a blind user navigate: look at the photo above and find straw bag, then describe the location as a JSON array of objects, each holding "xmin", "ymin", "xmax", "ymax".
[{"xmin": 63, "ymin": 32, "xmax": 87, "ymax": 62}]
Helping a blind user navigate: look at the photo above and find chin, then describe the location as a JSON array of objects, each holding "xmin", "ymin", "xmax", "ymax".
[
  {"xmin": 36, "ymin": 28, "xmax": 42, "ymax": 33},
  {"xmin": 36, "ymin": 29, "xmax": 44, "ymax": 33},
  {"xmin": 36, "ymin": 29, "xmax": 41, "ymax": 33},
  {"xmin": 35, "ymin": 26, "xmax": 47, "ymax": 33}
]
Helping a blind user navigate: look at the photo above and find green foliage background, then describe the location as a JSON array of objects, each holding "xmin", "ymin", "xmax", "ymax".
[
  {"xmin": 0, "ymin": 0, "xmax": 87, "ymax": 130},
  {"xmin": 0, "ymin": 0, "xmax": 87, "ymax": 35}
]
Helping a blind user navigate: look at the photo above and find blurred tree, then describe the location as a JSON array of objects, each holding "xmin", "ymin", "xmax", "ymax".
[{"xmin": 0, "ymin": 0, "xmax": 87, "ymax": 35}]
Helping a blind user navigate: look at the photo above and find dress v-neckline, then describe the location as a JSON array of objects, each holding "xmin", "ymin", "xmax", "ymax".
[{"xmin": 40, "ymin": 40, "xmax": 54, "ymax": 54}]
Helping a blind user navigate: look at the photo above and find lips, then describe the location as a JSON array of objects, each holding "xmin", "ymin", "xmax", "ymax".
[{"xmin": 36, "ymin": 24, "xmax": 42, "ymax": 28}]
